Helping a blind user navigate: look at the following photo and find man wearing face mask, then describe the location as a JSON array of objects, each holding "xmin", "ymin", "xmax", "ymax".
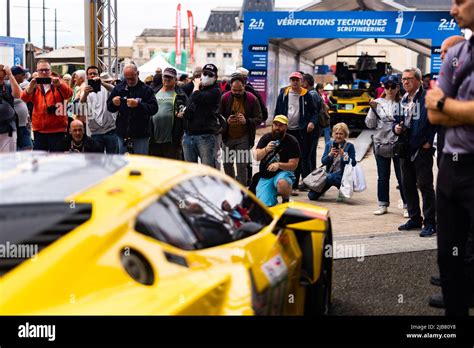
[
  {"xmin": 219, "ymin": 74, "xmax": 262, "ymax": 185},
  {"xmin": 182, "ymin": 63, "xmax": 221, "ymax": 168}
]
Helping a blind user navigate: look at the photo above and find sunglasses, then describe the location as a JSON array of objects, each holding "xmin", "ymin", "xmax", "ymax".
[
  {"xmin": 385, "ymin": 84, "xmax": 397, "ymax": 90},
  {"xmin": 37, "ymin": 69, "xmax": 51, "ymax": 73},
  {"xmin": 202, "ymin": 71, "xmax": 215, "ymax": 78}
]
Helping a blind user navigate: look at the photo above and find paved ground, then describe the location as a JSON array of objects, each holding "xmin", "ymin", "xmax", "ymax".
[{"xmin": 331, "ymin": 249, "xmax": 474, "ymax": 316}]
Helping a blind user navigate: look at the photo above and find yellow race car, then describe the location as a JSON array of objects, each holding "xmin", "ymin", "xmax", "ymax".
[
  {"xmin": 0, "ymin": 153, "xmax": 333, "ymax": 316},
  {"xmin": 329, "ymin": 89, "xmax": 372, "ymax": 130}
]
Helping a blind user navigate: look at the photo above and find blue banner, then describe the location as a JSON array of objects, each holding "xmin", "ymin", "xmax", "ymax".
[
  {"xmin": 0, "ymin": 36, "xmax": 25, "ymax": 66},
  {"xmin": 243, "ymin": 11, "xmax": 461, "ymax": 100}
]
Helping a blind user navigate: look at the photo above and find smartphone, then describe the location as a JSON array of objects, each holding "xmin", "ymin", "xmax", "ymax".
[
  {"xmin": 36, "ymin": 77, "xmax": 52, "ymax": 85},
  {"xmin": 88, "ymin": 79, "xmax": 101, "ymax": 93},
  {"xmin": 332, "ymin": 143, "xmax": 340, "ymax": 149}
]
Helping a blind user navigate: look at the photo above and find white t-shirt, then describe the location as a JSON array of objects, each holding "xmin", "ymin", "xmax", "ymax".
[{"xmin": 287, "ymin": 91, "xmax": 300, "ymax": 130}]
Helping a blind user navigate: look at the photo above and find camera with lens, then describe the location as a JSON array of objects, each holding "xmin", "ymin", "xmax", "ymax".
[
  {"xmin": 120, "ymin": 96, "xmax": 128, "ymax": 104},
  {"xmin": 46, "ymin": 105, "xmax": 58, "ymax": 115},
  {"xmin": 124, "ymin": 137, "xmax": 134, "ymax": 154}
]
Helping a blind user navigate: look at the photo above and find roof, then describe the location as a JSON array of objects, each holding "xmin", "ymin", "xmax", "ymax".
[
  {"xmin": 35, "ymin": 47, "xmax": 85, "ymax": 64},
  {"xmin": 204, "ymin": 9, "xmax": 241, "ymax": 33},
  {"xmin": 139, "ymin": 28, "xmax": 193, "ymax": 38}
]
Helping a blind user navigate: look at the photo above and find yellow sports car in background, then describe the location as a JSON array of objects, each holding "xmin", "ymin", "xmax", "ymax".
[
  {"xmin": 329, "ymin": 89, "xmax": 372, "ymax": 130},
  {"xmin": 0, "ymin": 153, "xmax": 333, "ymax": 315}
]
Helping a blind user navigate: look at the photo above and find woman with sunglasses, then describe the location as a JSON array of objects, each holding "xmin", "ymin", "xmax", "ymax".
[{"xmin": 365, "ymin": 75, "xmax": 407, "ymax": 217}]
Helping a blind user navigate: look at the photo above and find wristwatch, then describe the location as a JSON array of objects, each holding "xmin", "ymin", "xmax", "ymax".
[{"xmin": 436, "ymin": 96, "xmax": 447, "ymax": 111}]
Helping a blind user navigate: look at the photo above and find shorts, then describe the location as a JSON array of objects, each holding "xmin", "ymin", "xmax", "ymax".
[
  {"xmin": 17, "ymin": 126, "xmax": 33, "ymax": 150},
  {"xmin": 256, "ymin": 170, "xmax": 295, "ymax": 207}
]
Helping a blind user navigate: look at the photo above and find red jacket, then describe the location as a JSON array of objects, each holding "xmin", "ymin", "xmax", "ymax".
[{"xmin": 21, "ymin": 82, "xmax": 73, "ymax": 133}]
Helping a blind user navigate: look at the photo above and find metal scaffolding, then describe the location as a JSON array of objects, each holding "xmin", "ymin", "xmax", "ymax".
[{"xmin": 84, "ymin": 0, "xmax": 119, "ymax": 77}]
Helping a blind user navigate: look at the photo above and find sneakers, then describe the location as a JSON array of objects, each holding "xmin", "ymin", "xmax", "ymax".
[
  {"xmin": 336, "ymin": 194, "xmax": 345, "ymax": 202},
  {"xmin": 373, "ymin": 206, "xmax": 388, "ymax": 215},
  {"xmin": 398, "ymin": 219, "xmax": 423, "ymax": 231},
  {"xmin": 403, "ymin": 209, "xmax": 409, "ymax": 218},
  {"xmin": 298, "ymin": 183, "xmax": 308, "ymax": 191},
  {"xmin": 290, "ymin": 190, "xmax": 299, "ymax": 197},
  {"xmin": 420, "ymin": 224, "xmax": 436, "ymax": 237}
]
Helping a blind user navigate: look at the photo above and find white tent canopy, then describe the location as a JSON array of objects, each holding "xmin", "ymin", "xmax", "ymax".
[{"xmin": 137, "ymin": 54, "xmax": 187, "ymax": 81}]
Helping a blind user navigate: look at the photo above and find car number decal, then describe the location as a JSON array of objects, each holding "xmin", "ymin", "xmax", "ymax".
[{"xmin": 261, "ymin": 254, "xmax": 288, "ymax": 287}]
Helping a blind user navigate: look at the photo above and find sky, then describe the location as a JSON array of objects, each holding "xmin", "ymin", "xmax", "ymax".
[{"xmin": 1, "ymin": 0, "xmax": 310, "ymax": 48}]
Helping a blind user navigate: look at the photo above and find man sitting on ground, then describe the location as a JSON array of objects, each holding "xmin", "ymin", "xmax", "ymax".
[
  {"xmin": 254, "ymin": 115, "xmax": 301, "ymax": 207},
  {"xmin": 58, "ymin": 119, "xmax": 101, "ymax": 153}
]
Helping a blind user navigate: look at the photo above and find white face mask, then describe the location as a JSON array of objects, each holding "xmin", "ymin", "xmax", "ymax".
[{"xmin": 201, "ymin": 75, "xmax": 216, "ymax": 86}]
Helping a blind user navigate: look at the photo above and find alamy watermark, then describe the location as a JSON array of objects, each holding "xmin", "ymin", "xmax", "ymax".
[{"xmin": 0, "ymin": 242, "xmax": 39, "ymax": 260}]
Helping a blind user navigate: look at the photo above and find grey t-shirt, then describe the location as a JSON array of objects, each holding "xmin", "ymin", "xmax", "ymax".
[
  {"xmin": 152, "ymin": 89, "xmax": 175, "ymax": 144},
  {"xmin": 287, "ymin": 91, "xmax": 300, "ymax": 130},
  {"xmin": 437, "ymin": 38, "xmax": 474, "ymax": 154},
  {"xmin": 14, "ymin": 98, "xmax": 30, "ymax": 127}
]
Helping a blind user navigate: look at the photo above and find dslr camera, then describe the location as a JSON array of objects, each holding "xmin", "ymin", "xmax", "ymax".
[{"xmin": 46, "ymin": 105, "xmax": 58, "ymax": 115}]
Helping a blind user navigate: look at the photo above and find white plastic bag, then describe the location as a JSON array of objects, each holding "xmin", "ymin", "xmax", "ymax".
[
  {"xmin": 339, "ymin": 164, "xmax": 354, "ymax": 199},
  {"xmin": 353, "ymin": 164, "xmax": 367, "ymax": 192}
]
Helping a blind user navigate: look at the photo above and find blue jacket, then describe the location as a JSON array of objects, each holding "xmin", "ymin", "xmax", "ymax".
[
  {"xmin": 392, "ymin": 87, "xmax": 437, "ymax": 154},
  {"xmin": 274, "ymin": 87, "xmax": 318, "ymax": 129},
  {"xmin": 321, "ymin": 140, "xmax": 356, "ymax": 185},
  {"xmin": 107, "ymin": 80, "xmax": 158, "ymax": 138}
]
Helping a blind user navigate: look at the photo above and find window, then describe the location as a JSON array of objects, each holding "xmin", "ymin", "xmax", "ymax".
[
  {"xmin": 207, "ymin": 51, "xmax": 216, "ymax": 58},
  {"xmin": 138, "ymin": 48, "xmax": 143, "ymax": 58},
  {"xmin": 135, "ymin": 175, "xmax": 273, "ymax": 250},
  {"xmin": 223, "ymin": 52, "xmax": 232, "ymax": 58},
  {"xmin": 149, "ymin": 49, "xmax": 155, "ymax": 58}
]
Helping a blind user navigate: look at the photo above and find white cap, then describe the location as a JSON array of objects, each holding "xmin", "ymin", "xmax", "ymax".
[
  {"xmin": 324, "ymin": 83, "xmax": 334, "ymax": 91},
  {"xmin": 235, "ymin": 67, "xmax": 249, "ymax": 77}
]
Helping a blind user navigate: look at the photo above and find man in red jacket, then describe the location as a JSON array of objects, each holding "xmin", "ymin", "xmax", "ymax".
[{"xmin": 21, "ymin": 59, "xmax": 73, "ymax": 151}]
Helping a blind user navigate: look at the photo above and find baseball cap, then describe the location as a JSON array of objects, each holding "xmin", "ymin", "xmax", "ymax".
[
  {"xmin": 11, "ymin": 65, "xmax": 30, "ymax": 75},
  {"xmin": 163, "ymin": 67, "xmax": 177, "ymax": 78},
  {"xmin": 381, "ymin": 75, "xmax": 399, "ymax": 85},
  {"xmin": 235, "ymin": 67, "xmax": 249, "ymax": 77},
  {"xmin": 273, "ymin": 115, "xmax": 289, "ymax": 125},
  {"xmin": 202, "ymin": 63, "xmax": 218, "ymax": 75},
  {"xmin": 289, "ymin": 71, "xmax": 303, "ymax": 80}
]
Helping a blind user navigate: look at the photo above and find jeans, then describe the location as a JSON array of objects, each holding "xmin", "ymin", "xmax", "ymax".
[
  {"xmin": 223, "ymin": 134, "xmax": 251, "ymax": 186},
  {"xmin": 33, "ymin": 131, "xmax": 65, "ymax": 152},
  {"xmin": 182, "ymin": 133, "xmax": 217, "ymax": 168},
  {"xmin": 287, "ymin": 128, "xmax": 318, "ymax": 189},
  {"xmin": 17, "ymin": 126, "xmax": 33, "ymax": 150},
  {"xmin": 437, "ymin": 155, "xmax": 474, "ymax": 316},
  {"xmin": 400, "ymin": 148, "xmax": 436, "ymax": 225},
  {"xmin": 118, "ymin": 137, "xmax": 149, "ymax": 155},
  {"xmin": 92, "ymin": 130, "xmax": 119, "ymax": 154},
  {"xmin": 375, "ymin": 154, "xmax": 406, "ymax": 207},
  {"xmin": 323, "ymin": 126, "xmax": 331, "ymax": 144}
]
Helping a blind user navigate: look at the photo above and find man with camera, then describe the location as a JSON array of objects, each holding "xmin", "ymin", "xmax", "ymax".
[
  {"xmin": 255, "ymin": 115, "xmax": 301, "ymax": 207},
  {"xmin": 107, "ymin": 64, "xmax": 158, "ymax": 155},
  {"xmin": 21, "ymin": 59, "xmax": 73, "ymax": 152},
  {"xmin": 393, "ymin": 67, "xmax": 437, "ymax": 237},
  {"xmin": 0, "ymin": 64, "xmax": 22, "ymax": 152},
  {"xmin": 80, "ymin": 66, "xmax": 118, "ymax": 154}
]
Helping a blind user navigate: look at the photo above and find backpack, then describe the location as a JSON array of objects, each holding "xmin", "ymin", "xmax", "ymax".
[{"xmin": 0, "ymin": 83, "xmax": 16, "ymax": 124}]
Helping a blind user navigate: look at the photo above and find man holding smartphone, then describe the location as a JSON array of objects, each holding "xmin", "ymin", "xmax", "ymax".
[
  {"xmin": 80, "ymin": 66, "xmax": 118, "ymax": 154},
  {"xmin": 107, "ymin": 63, "xmax": 158, "ymax": 155},
  {"xmin": 21, "ymin": 59, "xmax": 73, "ymax": 151}
]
